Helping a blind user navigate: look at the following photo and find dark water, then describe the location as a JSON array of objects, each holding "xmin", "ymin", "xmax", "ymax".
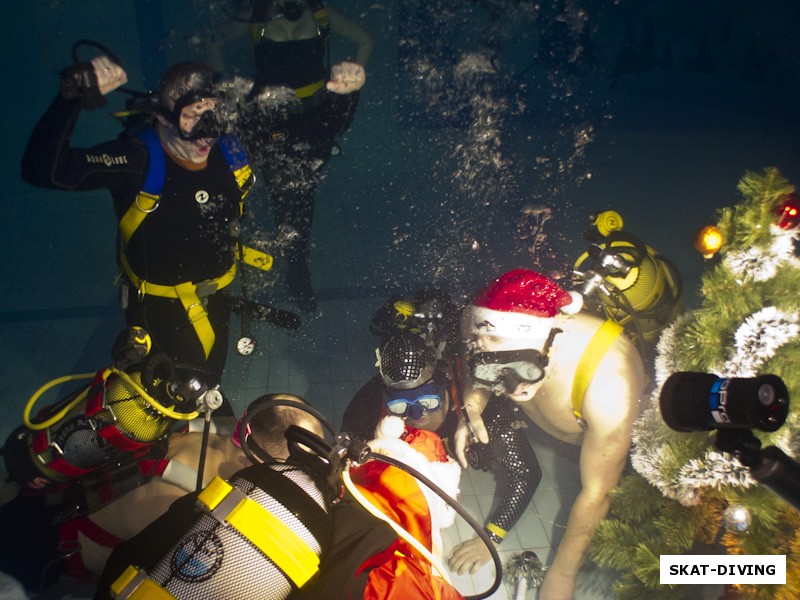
[{"xmin": 0, "ymin": 2, "xmax": 798, "ymax": 594}]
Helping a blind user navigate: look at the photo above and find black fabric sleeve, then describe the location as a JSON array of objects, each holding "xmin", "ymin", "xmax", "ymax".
[
  {"xmin": 339, "ymin": 375, "xmax": 385, "ymax": 442},
  {"xmin": 20, "ymin": 94, "xmax": 146, "ymax": 195},
  {"xmin": 482, "ymin": 395, "xmax": 542, "ymax": 542},
  {"xmin": 320, "ymin": 90, "xmax": 360, "ymax": 142},
  {"xmin": 93, "ymin": 493, "xmax": 200, "ymax": 600}
]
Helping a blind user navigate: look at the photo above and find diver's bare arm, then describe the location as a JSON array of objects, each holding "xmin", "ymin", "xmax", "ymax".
[
  {"xmin": 453, "ymin": 386, "xmax": 492, "ymax": 468},
  {"xmin": 540, "ymin": 363, "xmax": 641, "ymax": 600},
  {"xmin": 327, "ymin": 6, "xmax": 374, "ymax": 66}
]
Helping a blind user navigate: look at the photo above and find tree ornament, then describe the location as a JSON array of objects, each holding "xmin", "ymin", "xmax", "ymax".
[
  {"xmin": 774, "ymin": 193, "xmax": 800, "ymax": 230},
  {"xmin": 723, "ymin": 504, "xmax": 751, "ymax": 532},
  {"xmin": 694, "ymin": 225, "xmax": 723, "ymax": 258}
]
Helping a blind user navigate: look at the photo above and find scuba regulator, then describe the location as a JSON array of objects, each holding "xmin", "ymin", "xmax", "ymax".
[{"xmin": 572, "ymin": 210, "xmax": 683, "ymax": 350}]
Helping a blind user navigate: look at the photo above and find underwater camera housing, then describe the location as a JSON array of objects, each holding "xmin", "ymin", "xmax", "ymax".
[{"xmin": 660, "ymin": 372, "xmax": 800, "ymax": 510}]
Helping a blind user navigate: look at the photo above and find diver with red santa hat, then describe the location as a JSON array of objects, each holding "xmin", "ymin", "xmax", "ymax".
[{"xmin": 455, "ymin": 269, "xmax": 646, "ymax": 600}]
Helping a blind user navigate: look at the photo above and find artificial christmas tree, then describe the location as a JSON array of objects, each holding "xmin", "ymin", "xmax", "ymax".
[{"xmin": 590, "ymin": 167, "xmax": 800, "ymax": 599}]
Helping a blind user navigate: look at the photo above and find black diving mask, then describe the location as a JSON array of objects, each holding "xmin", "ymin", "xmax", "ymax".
[
  {"xmin": 470, "ymin": 349, "xmax": 548, "ymax": 394},
  {"xmin": 469, "ymin": 328, "xmax": 561, "ymax": 395},
  {"xmin": 169, "ymin": 90, "xmax": 223, "ymax": 142}
]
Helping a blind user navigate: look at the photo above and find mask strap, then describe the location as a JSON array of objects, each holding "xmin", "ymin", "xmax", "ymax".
[{"xmin": 540, "ymin": 327, "xmax": 563, "ymax": 361}]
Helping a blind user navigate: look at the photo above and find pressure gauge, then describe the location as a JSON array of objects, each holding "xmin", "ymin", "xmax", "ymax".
[{"xmin": 236, "ymin": 336, "xmax": 256, "ymax": 356}]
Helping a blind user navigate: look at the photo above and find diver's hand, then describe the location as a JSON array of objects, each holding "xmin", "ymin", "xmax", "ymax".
[
  {"xmin": 454, "ymin": 410, "xmax": 489, "ymax": 469},
  {"xmin": 447, "ymin": 536, "xmax": 493, "ymax": 575},
  {"xmin": 326, "ymin": 61, "xmax": 365, "ymax": 94},
  {"xmin": 91, "ymin": 56, "xmax": 128, "ymax": 95}
]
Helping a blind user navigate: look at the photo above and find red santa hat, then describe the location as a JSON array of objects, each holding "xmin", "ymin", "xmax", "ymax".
[{"xmin": 467, "ymin": 269, "xmax": 582, "ymax": 342}]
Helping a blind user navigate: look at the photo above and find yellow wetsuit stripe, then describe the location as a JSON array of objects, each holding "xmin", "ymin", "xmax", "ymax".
[
  {"xmin": 571, "ymin": 319, "xmax": 624, "ymax": 423},
  {"xmin": 486, "ymin": 522, "xmax": 507, "ymax": 540},
  {"xmin": 198, "ymin": 477, "xmax": 319, "ymax": 588}
]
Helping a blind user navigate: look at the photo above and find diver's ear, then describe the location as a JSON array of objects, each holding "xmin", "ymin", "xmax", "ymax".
[{"xmin": 155, "ymin": 113, "xmax": 170, "ymax": 127}]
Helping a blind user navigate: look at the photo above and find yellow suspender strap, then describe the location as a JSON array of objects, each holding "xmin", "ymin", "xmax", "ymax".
[
  {"xmin": 119, "ymin": 253, "xmax": 238, "ymax": 358},
  {"xmin": 110, "ymin": 565, "xmax": 177, "ymax": 600},
  {"xmin": 571, "ymin": 319, "xmax": 624, "ymax": 424},
  {"xmin": 174, "ymin": 281, "xmax": 215, "ymax": 359},
  {"xmin": 239, "ymin": 245, "xmax": 274, "ymax": 272},
  {"xmin": 198, "ymin": 477, "xmax": 320, "ymax": 588},
  {"xmin": 233, "ymin": 164, "xmax": 254, "ymax": 200},
  {"xmin": 119, "ymin": 192, "xmax": 159, "ymax": 244},
  {"xmin": 294, "ymin": 79, "xmax": 326, "ymax": 99}
]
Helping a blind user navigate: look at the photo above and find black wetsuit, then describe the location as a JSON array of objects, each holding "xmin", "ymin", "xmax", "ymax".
[
  {"xmin": 341, "ymin": 373, "xmax": 542, "ymax": 545},
  {"xmin": 20, "ymin": 95, "xmax": 247, "ymax": 385},
  {"xmin": 239, "ymin": 0, "xmax": 360, "ymax": 307}
]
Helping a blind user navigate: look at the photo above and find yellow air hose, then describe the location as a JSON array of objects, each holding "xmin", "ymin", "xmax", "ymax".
[{"xmin": 24, "ymin": 367, "xmax": 200, "ymax": 431}]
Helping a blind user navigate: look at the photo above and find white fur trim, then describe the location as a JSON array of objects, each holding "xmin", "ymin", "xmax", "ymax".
[
  {"xmin": 367, "ymin": 417, "xmax": 462, "ymax": 560},
  {"xmin": 469, "ymin": 305, "xmax": 555, "ymax": 341},
  {"xmin": 375, "ymin": 415, "xmax": 406, "ymax": 441},
  {"xmin": 562, "ymin": 291, "xmax": 584, "ymax": 314}
]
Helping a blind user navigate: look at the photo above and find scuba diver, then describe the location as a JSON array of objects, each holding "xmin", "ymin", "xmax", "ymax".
[
  {"xmin": 456, "ymin": 269, "xmax": 646, "ymax": 600},
  {"xmin": 341, "ymin": 291, "xmax": 542, "ymax": 575},
  {"xmin": 0, "ymin": 393, "xmax": 328, "ymax": 595},
  {"xmin": 94, "ymin": 395, "xmax": 491, "ymax": 600},
  {"xmin": 20, "ymin": 56, "xmax": 258, "ymax": 396},
  {"xmin": 206, "ymin": 0, "xmax": 373, "ymax": 312}
]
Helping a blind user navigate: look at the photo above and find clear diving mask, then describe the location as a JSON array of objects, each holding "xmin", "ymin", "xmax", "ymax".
[{"xmin": 168, "ymin": 89, "xmax": 223, "ymax": 142}]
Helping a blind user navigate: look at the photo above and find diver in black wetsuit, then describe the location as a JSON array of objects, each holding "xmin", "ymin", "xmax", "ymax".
[
  {"xmin": 341, "ymin": 324, "xmax": 542, "ymax": 574},
  {"xmin": 20, "ymin": 58, "xmax": 253, "ymax": 391},
  {"xmin": 207, "ymin": 0, "xmax": 372, "ymax": 312}
]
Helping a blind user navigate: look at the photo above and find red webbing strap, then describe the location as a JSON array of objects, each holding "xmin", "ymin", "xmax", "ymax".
[
  {"xmin": 59, "ymin": 516, "xmax": 125, "ymax": 579},
  {"xmin": 96, "ymin": 424, "xmax": 150, "ymax": 452}
]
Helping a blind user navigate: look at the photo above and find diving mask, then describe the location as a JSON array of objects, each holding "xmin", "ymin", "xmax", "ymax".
[
  {"xmin": 385, "ymin": 380, "xmax": 444, "ymax": 421},
  {"xmin": 169, "ymin": 90, "xmax": 223, "ymax": 142},
  {"xmin": 470, "ymin": 349, "xmax": 548, "ymax": 394}
]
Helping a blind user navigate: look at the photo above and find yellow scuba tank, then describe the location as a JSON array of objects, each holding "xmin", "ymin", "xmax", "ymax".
[
  {"xmin": 573, "ymin": 211, "xmax": 683, "ymax": 343},
  {"xmin": 2, "ymin": 328, "xmax": 205, "ymax": 487}
]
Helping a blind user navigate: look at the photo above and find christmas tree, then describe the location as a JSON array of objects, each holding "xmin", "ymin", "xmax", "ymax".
[{"xmin": 590, "ymin": 167, "xmax": 800, "ymax": 599}]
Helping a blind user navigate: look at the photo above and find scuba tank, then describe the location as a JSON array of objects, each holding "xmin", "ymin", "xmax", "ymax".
[
  {"xmin": 572, "ymin": 211, "xmax": 683, "ymax": 345},
  {"xmin": 1, "ymin": 327, "xmax": 219, "ymax": 489},
  {"xmin": 369, "ymin": 288, "xmax": 460, "ymax": 361},
  {"xmin": 106, "ymin": 397, "xmax": 504, "ymax": 600}
]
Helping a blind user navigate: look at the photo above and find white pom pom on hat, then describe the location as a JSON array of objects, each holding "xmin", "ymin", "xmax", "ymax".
[{"xmin": 469, "ymin": 269, "xmax": 583, "ymax": 340}]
